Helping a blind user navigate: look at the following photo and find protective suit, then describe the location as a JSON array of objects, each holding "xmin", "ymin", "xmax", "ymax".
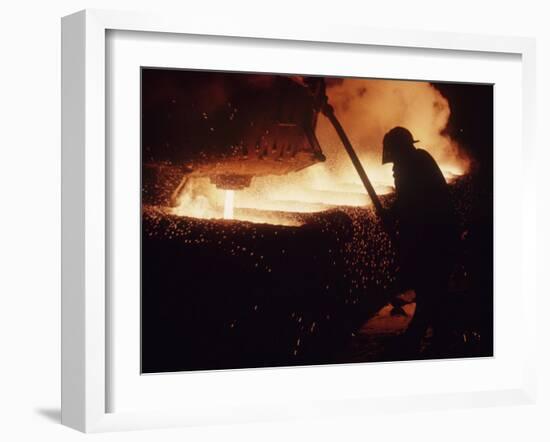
[{"xmin": 383, "ymin": 127, "xmax": 459, "ymax": 353}]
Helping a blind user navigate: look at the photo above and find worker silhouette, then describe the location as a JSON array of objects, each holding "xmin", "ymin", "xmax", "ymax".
[{"xmin": 382, "ymin": 127, "xmax": 459, "ymax": 357}]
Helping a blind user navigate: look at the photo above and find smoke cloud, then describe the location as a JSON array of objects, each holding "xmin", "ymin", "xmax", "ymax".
[{"xmin": 314, "ymin": 78, "xmax": 468, "ymax": 185}]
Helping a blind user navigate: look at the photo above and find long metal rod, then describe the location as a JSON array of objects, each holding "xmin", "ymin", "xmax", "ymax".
[{"xmin": 323, "ymin": 106, "xmax": 385, "ymax": 219}]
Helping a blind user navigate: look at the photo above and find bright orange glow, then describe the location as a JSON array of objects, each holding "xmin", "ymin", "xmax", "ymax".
[
  {"xmin": 223, "ymin": 190, "xmax": 235, "ymax": 220},
  {"xmin": 169, "ymin": 79, "xmax": 468, "ymax": 226}
]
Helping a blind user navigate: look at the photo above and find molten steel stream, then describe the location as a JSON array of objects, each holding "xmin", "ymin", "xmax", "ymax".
[{"xmin": 223, "ymin": 190, "xmax": 235, "ymax": 220}]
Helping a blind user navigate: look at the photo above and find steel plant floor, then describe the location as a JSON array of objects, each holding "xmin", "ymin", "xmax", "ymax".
[{"xmin": 141, "ymin": 173, "xmax": 493, "ymax": 373}]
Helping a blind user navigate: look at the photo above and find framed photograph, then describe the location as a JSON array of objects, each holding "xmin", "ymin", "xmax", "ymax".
[{"xmin": 61, "ymin": 9, "xmax": 537, "ymax": 432}]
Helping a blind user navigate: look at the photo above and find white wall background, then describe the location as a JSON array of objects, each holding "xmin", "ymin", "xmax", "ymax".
[{"xmin": 0, "ymin": 1, "xmax": 547, "ymax": 441}]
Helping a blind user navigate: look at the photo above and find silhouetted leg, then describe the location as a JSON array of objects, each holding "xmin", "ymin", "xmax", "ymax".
[
  {"xmin": 430, "ymin": 285, "xmax": 453, "ymax": 356},
  {"xmin": 427, "ymin": 262, "xmax": 453, "ymax": 356},
  {"xmin": 398, "ymin": 285, "xmax": 432, "ymax": 357}
]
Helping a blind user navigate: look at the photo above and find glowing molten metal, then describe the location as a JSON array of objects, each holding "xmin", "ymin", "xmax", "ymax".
[{"xmin": 223, "ymin": 190, "xmax": 235, "ymax": 220}]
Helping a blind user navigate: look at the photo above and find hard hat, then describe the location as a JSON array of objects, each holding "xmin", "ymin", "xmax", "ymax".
[{"xmin": 382, "ymin": 127, "xmax": 419, "ymax": 164}]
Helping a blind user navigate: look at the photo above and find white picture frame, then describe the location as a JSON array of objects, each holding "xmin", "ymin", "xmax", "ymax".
[{"xmin": 61, "ymin": 9, "xmax": 537, "ymax": 433}]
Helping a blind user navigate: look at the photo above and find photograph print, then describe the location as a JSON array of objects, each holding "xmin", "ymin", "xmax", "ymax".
[{"xmin": 141, "ymin": 69, "xmax": 493, "ymax": 373}]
